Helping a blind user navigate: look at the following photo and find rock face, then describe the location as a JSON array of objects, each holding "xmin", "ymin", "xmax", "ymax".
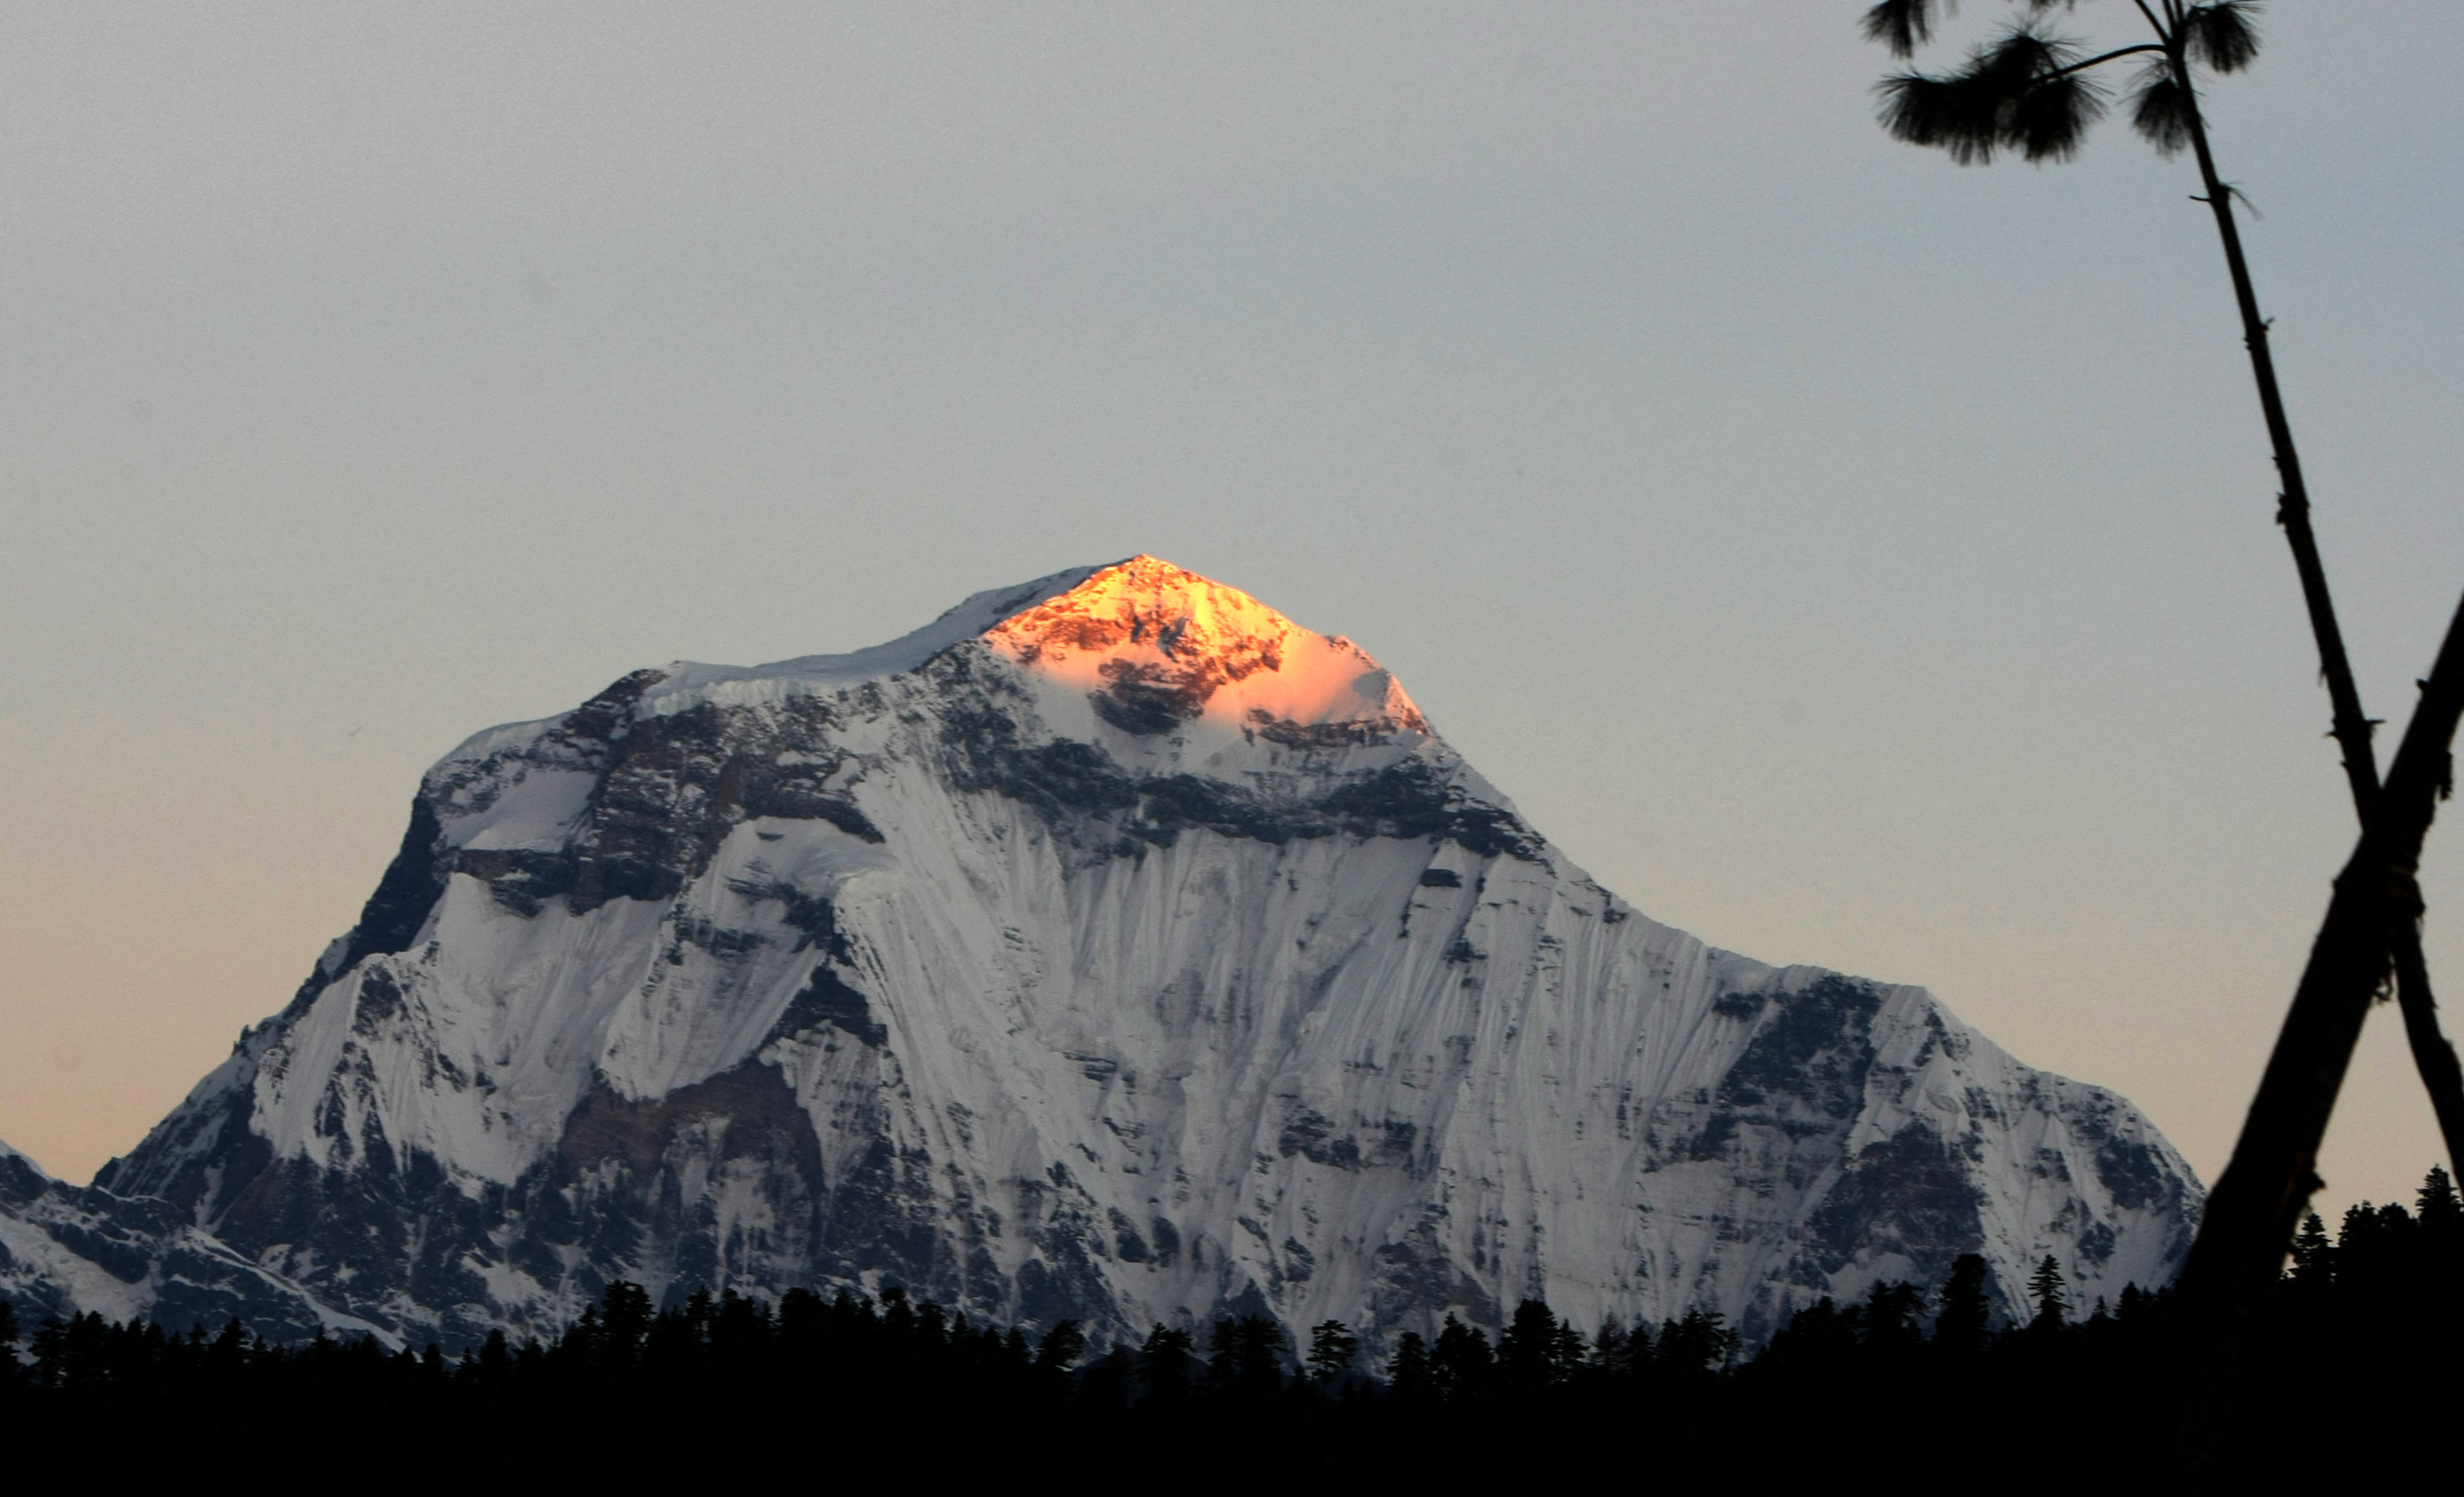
[
  {"xmin": 93, "ymin": 557, "xmax": 2197, "ymax": 1351},
  {"xmin": 0, "ymin": 1137, "xmax": 374, "ymax": 1341}
]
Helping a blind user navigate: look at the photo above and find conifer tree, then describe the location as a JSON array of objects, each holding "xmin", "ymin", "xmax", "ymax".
[
  {"xmin": 1933, "ymin": 1254, "xmax": 1993, "ymax": 1355},
  {"xmin": 1429, "ymin": 1313, "xmax": 1493, "ymax": 1400},
  {"xmin": 1136, "ymin": 1324, "xmax": 1195, "ymax": 1405},
  {"xmin": 2415, "ymin": 1165, "xmax": 2462, "ymax": 1238},
  {"xmin": 1546, "ymin": 1312, "xmax": 1587, "ymax": 1380},
  {"xmin": 879, "ymin": 1284, "xmax": 915, "ymax": 1339},
  {"xmin": 2288, "ymin": 1213, "xmax": 2335, "ymax": 1298},
  {"xmin": 598, "ymin": 1281, "xmax": 654, "ymax": 1368},
  {"xmin": 1659, "ymin": 1309, "xmax": 1740, "ymax": 1375},
  {"xmin": 1032, "ymin": 1320, "xmax": 1086, "ymax": 1376},
  {"xmin": 477, "ymin": 1327, "xmax": 512, "ymax": 1380},
  {"xmin": 1207, "ymin": 1316, "xmax": 1286, "ymax": 1396},
  {"xmin": 1497, "ymin": 1300, "xmax": 1568, "ymax": 1392},
  {"xmin": 1623, "ymin": 1316, "xmax": 1656, "ymax": 1373},
  {"xmin": 1862, "ymin": 1282, "xmax": 1926, "ymax": 1353},
  {"xmin": 1587, "ymin": 1316, "xmax": 1629, "ymax": 1376},
  {"xmin": 2115, "ymin": 1282, "xmax": 2149, "ymax": 1321},
  {"xmin": 2027, "ymin": 1256, "xmax": 2070, "ymax": 1329},
  {"xmin": 1304, "ymin": 1321, "xmax": 1359, "ymax": 1385},
  {"xmin": 1386, "ymin": 1330, "xmax": 1434, "ymax": 1402}
]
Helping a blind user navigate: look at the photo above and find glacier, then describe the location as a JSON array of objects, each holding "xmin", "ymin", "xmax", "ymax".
[{"xmin": 43, "ymin": 556, "xmax": 2193, "ymax": 1351}]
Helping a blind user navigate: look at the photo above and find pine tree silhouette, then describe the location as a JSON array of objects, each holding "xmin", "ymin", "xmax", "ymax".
[
  {"xmin": 1429, "ymin": 1313, "xmax": 1493, "ymax": 1400},
  {"xmin": 1386, "ymin": 1331, "xmax": 1434, "ymax": 1402},
  {"xmin": 1032, "ymin": 1320, "xmax": 1086, "ymax": 1376},
  {"xmin": 2288, "ymin": 1212, "xmax": 2335, "ymax": 1302},
  {"xmin": 1136, "ymin": 1324, "xmax": 1195, "ymax": 1406},
  {"xmin": 1305, "ymin": 1321, "xmax": 1359, "ymax": 1385},
  {"xmin": 2415, "ymin": 1165, "xmax": 2462, "ymax": 1238},
  {"xmin": 1659, "ymin": 1309, "xmax": 1740, "ymax": 1375},
  {"xmin": 1933, "ymin": 1253, "xmax": 1993, "ymax": 1356},
  {"xmin": 1497, "ymin": 1300, "xmax": 1569, "ymax": 1392},
  {"xmin": 2027, "ymin": 1256, "xmax": 2070, "ymax": 1330},
  {"xmin": 1207, "ymin": 1316, "xmax": 1286, "ymax": 1397},
  {"xmin": 598, "ymin": 1281, "xmax": 654, "ymax": 1369},
  {"xmin": 1862, "ymin": 1282, "xmax": 1926, "ymax": 1354}
]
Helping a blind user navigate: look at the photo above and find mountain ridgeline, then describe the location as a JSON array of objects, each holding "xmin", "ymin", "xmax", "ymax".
[{"xmin": 14, "ymin": 557, "xmax": 2196, "ymax": 1352}]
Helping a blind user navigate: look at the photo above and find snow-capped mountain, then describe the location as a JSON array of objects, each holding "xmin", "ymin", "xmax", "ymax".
[{"xmin": 83, "ymin": 557, "xmax": 2196, "ymax": 1350}]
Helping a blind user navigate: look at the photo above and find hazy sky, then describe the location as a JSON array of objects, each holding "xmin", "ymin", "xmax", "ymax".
[{"xmin": 4, "ymin": 3, "xmax": 2461, "ymax": 1230}]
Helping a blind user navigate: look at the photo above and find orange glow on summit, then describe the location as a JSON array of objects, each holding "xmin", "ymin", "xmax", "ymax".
[{"xmin": 983, "ymin": 555, "xmax": 1430, "ymax": 737}]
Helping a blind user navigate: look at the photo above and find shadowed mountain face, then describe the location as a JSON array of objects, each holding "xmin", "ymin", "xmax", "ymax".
[
  {"xmin": 81, "ymin": 557, "xmax": 2196, "ymax": 1350},
  {"xmin": 0, "ymin": 1139, "xmax": 373, "ymax": 1341}
]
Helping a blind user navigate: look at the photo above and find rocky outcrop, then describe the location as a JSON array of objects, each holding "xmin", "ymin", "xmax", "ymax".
[{"xmin": 0, "ymin": 1138, "xmax": 373, "ymax": 1341}]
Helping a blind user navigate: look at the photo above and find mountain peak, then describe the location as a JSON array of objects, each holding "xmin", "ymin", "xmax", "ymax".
[
  {"xmin": 65, "ymin": 552, "xmax": 2201, "ymax": 1356},
  {"xmin": 987, "ymin": 555, "xmax": 1298, "ymax": 670},
  {"xmin": 983, "ymin": 555, "xmax": 1427, "ymax": 738}
]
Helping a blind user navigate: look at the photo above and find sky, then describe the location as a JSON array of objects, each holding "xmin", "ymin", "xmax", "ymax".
[{"xmin": 3, "ymin": 2, "xmax": 2461, "ymax": 1232}]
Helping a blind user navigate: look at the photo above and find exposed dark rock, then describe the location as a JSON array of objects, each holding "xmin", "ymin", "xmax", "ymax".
[
  {"xmin": 774, "ymin": 966, "xmax": 889, "ymax": 1048},
  {"xmin": 1718, "ymin": 975, "xmax": 1883, "ymax": 1121},
  {"xmin": 941, "ymin": 697, "xmax": 1540, "ymax": 861},
  {"xmin": 1247, "ymin": 709, "xmax": 1412, "ymax": 750},
  {"xmin": 1, "ymin": 1151, "xmax": 362, "ymax": 1344},
  {"xmin": 339, "ymin": 797, "xmax": 448, "ymax": 969},
  {"xmin": 1090, "ymin": 659, "xmax": 1212, "ymax": 735},
  {"xmin": 1277, "ymin": 1110, "xmax": 1363, "ymax": 1171},
  {"xmin": 2094, "ymin": 1136, "xmax": 2183, "ymax": 1215},
  {"xmin": 1319, "ymin": 761, "xmax": 1543, "ymax": 859},
  {"xmin": 1109, "ymin": 1208, "xmax": 1150, "ymax": 1264},
  {"xmin": 726, "ymin": 881, "xmax": 856, "ymax": 961},
  {"xmin": 1805, "ymin": 1123, "xmax": 1986, "ymax": 1282}
]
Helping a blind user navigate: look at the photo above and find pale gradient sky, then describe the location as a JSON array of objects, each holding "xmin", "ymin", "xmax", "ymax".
[{"xmin": 3, "ymin": 3, "xmax": 2461, "ymax": 1234}]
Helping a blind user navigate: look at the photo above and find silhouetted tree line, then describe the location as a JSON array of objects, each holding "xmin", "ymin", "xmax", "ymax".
[{"xmin": 6, "ymin": 1169, "xmax": 2458, "ymax": 1483}]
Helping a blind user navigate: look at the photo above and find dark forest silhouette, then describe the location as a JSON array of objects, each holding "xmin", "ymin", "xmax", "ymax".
[{"xmin": 5, "ymin": 1165, "xmax": 2457, "ymax": 1483}]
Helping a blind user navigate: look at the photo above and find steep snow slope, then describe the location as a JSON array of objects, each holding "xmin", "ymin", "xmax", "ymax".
[{"xmin": 98, "ymin": 557, "xmax": 2197, "ymax": 1350}]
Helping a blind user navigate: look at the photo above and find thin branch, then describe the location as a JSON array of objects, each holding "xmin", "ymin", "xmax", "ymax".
[{"xmin": 2046, "ymin": 43, "xmax": 2168, "ymax": 80}]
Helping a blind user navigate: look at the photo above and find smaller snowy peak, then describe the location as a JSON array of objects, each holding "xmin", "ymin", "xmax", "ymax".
[
  {"xmin": 645, "ymin": 562, "xmax": 1109, "ymax": 713},
  {"xmin": 985, "ymin": 555, "xmax": 1430, "ymax": 741}
]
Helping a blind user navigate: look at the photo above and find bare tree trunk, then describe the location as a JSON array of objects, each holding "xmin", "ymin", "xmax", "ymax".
[
  {"xmin": 2165, "ymin": 580, "xmax": 2464, "ymax": 1478},
  {"xmin": 2177, "ymin": 55, "xmax": 2464, "ymax": 1170}
]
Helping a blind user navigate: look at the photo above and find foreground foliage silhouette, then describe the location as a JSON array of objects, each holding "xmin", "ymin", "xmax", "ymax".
[
  {"xmin": 4, "ymin": 1167, "xmax": 2458, "ymax": 1484},
  {"xmin": 1865, "ymin": 0, "xmax": 2464, "ymax": 1196},
  {"xmin": 1863, "ymin": 5, "xmax": 2464, "ymax": 1470}
]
